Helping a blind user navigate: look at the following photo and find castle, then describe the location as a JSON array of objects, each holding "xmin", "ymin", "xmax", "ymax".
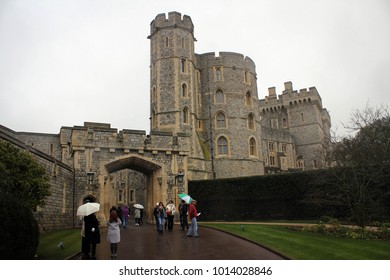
[{"xmin": 0, "ymin": 12, "xmax": 331, "ymax": 230}]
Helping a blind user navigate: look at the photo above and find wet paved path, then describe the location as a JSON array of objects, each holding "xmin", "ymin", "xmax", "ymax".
[{"xmin": 76, "ymin": 223, "xmax": 286, "ymax": 260}]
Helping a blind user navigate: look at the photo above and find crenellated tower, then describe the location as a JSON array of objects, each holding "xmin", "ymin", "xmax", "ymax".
[{"xmin": 148, "ymin": 12, "xmax": 197, "ymax": 135}]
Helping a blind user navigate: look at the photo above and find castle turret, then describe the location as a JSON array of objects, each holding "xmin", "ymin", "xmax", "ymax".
[{"xmin": 148, "ymin": 12, "xmax": 197, "ymax": 135}]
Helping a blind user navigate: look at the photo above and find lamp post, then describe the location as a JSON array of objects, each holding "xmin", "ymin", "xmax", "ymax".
[
  {"xmin": 87, "ymin": 171, "xmax": 95, "ymax": 190},
  {"xmin": 176, "ymin": 170, "xmax": 184, "ymax": 193}
]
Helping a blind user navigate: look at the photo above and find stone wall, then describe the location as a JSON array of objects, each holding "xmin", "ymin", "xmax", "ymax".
[{"xmin": 0, "ymin": 125, "xmax": 75, "ymax": 231}]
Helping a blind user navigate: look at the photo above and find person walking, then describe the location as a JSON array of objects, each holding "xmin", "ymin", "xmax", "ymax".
[
  {"xmin": 107, "ymin": 209, "xmax": 122, "ymax": 258},
  {"xmin": 117, "ymin": 206, "xmax": 123, "ymax": 227},
  {"xmin": 179, "ymin": 200, "xmax": 189, "ymax": 231},
  {"xmin": 84, "ymin": 213, "xmax": 100, "ymax": 259},
  {"xmin": 165, "ymin": 200, "xmax": 176, "ymax": 231},
  {"xmin": 187, "ymin": 200, "xmax": 200, "ymax": 238},
  {"xmin": 153, "ymin": 203, "xmax": 159, "ymax": 231},
  {"xmin": 134, "ymin": 207, "xmax": 141, "ymax": 226},
  {"xmin": 121, "ymin": 204, "xmax": 129, "ymax": 229},
  {"xmin": 156, "ymin": 202, "xmax": 165, "ymax": 234}
]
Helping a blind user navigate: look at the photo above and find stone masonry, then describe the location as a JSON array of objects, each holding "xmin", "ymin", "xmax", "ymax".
[{"xmin": 0, "ymin": 11, "xmax": 331, "ymax": 230}]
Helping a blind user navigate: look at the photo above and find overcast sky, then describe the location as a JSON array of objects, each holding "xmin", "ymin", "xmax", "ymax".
[{"xmin": 1, "ymin": 0, "xmax": 389, "ymax": 137}]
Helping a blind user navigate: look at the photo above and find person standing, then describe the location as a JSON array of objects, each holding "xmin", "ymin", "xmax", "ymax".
[
  {"xmin": 165, "ymin": 200, "xmax": 176, "ymax": 231},
  {"xmin": 187, "ymin": 200, "xmax": 199, "ymax": 238},
  {"xmin": 107, "ymin": 209, "xmax": 122, "ymax": 258},
  {"xmin": 179, "ymin": 200, "xmax": 189, "ymax": 231},
  {"xmin": 121, "ymin": 204, "xmax": 129, "ymax": 229}
]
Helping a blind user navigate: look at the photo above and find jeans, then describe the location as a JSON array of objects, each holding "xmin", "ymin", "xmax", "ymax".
[
  {"xmin": 123, "ymin": 217, "xmax": 128, "ymax": 228},
  {"xmin": 187, "ymin": 217, "xmax": 198, "ymax": 237},
  {"xmin": 158, "ymin": 217, "xmax": 164, "ymax": 232}
]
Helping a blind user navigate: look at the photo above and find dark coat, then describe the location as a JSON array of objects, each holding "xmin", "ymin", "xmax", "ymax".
[{"xmin": 84, "ymin": 214, "xmax": 100, "ymax": 244}]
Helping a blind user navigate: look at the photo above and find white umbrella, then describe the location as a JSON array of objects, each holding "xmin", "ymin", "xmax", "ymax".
[
  {"xmin": 76, "ymin": 202, "xmax": 100, "ymax": 216},
  {"xmin": 133, "ymin": 203, "xmax": 144, "ymax": 209},
  {"xmin": 178, "ymin": 193, "xmax": 192, "ymax": 204}
]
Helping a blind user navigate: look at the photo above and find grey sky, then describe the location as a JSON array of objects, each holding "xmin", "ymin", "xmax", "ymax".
[{"xmin": 1, "ymin": 0, "xmax": 389, "ymax": 137}]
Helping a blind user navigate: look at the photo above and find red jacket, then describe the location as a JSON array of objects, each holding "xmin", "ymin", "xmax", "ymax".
[{"xmin": 189, "ymin": 203, "xmax": 198, "ymax": 219}]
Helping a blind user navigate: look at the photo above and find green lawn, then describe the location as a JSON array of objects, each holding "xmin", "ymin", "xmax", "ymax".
[
  {"xmin": 37, "ymin": 228, "xmax": 81, "ymax": 260},
  {"xmin": 201, "ymin": 223, "xmax": 390, "ymax": 260}
]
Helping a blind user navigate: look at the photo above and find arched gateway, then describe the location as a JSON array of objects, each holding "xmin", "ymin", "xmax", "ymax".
[
  {"xmin": 60, "ymin": 122, "xmax": 204, "ymax": 225},
  {"xmin": 100, "ymin": 155, "xmax": 163, "ymax": 223}
]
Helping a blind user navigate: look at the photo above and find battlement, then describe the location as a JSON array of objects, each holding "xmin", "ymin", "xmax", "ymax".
[
  {"xmin": 197, "ymin": 51, "xmax": 256, "ymax": 72},
  {"xmin": 259, "ymin": 81, "xmax": 323, "ymax": 108},
  {"xmin": 150, "ymin": 11, "xmax": 194, "ymax": 36}
]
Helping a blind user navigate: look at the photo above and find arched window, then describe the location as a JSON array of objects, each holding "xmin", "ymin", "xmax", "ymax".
[
  {"xmin": 248, "ymin": 114, "xmax": 254, "ymax": 130},
  {"xmin": 181, "ymin": 83, "xmax": 187, "ymax": 98},
  {"xmin": 282, "ymin": 117, "xmax": 288, "ymax": 128},
  {"xmin": 182, "ymin": 107, "xmax": 189, "ymax": 124},
  {"xmin": 216, "ymin": 67, "xmax": 221, "ymax": 81},
  {"xmin": 249, "ymin": 137, "xmax": 257, "ymax": 157},
  {"xmin": 245, "ymin": 92, "xmax": 252, "ymax": 107},
  {"xmin": 217, "ymin": 136, "xmax": 228, "ymax": 155},
  {"xmin": 215, "ymin": 89, "xmax": 224, "ymax": 104},
  {"xmin": 216, "ymin": 112, "xmax": 226, "ymax": 128}
]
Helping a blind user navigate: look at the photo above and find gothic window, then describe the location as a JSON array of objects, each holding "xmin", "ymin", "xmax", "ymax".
[
  {"xmin": 282, "ymin": 144, "xmax": 287, "ymax": 153},
  {"xmin": 248, "ymin": 114, "xmax": 255, "ymax": 130},
  {"xmin": 182, "ymin": 107, "xmax": 189, "ymax": 124},
  {"xmin": 217, "ymin": 136, "xmax": 228, "ymax": 155},
  {"xmin": 216, "ymin": 112, "xmax": 226, "ymax": 128},
  {"xmin": 269, "ymin": 142, "xmax": 275, "ymax": 151},
  {"xmin": 165, "ymin": 37, "xmax": 169, "ymax": 47},
  {"xmin": 249, "ymin": 137, "xmax": 257, "ymax": 157},
  {"xmin": 181, "ymin": 83, "xmax": 188, "ymax": 97},
  {"xmin": 216, "ymin": 67, "xmax": 221, "ymax": 81},
  {"xmin": 245, "ymin": 92, "xmax": 252, "ymax": 107},
  {"xmin": 215, "ymin": 89, "xmax": 225, "ymax": 104}
]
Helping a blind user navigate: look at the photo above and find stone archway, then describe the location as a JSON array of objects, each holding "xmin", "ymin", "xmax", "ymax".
[{"xmin": 97, "ymin": 155, "xmax": 166, "ymax": 224}]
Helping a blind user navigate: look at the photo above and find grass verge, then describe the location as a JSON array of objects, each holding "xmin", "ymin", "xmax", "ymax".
[
  {"xmin": 201, "ymin": 223, "xmax": 390, "ymax": 260},
  {"xmin": 36, "ymin": 228, "xmax": 81, "ymax": 260}
]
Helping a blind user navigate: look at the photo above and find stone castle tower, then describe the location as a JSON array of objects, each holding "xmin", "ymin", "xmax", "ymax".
[{"xmin": 149, "ymin": 11, "xmax": 331, "ymax": 177}]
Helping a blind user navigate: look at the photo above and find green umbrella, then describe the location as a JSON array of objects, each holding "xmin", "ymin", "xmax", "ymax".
[{"xmin": 178, "ymin": 193, "xmax": 192, "ymax": 204}]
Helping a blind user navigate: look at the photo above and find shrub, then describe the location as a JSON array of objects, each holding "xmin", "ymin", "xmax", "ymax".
[{"xmin": 0, "ymin": 192, "xmax": 39, "ymax": 259}]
